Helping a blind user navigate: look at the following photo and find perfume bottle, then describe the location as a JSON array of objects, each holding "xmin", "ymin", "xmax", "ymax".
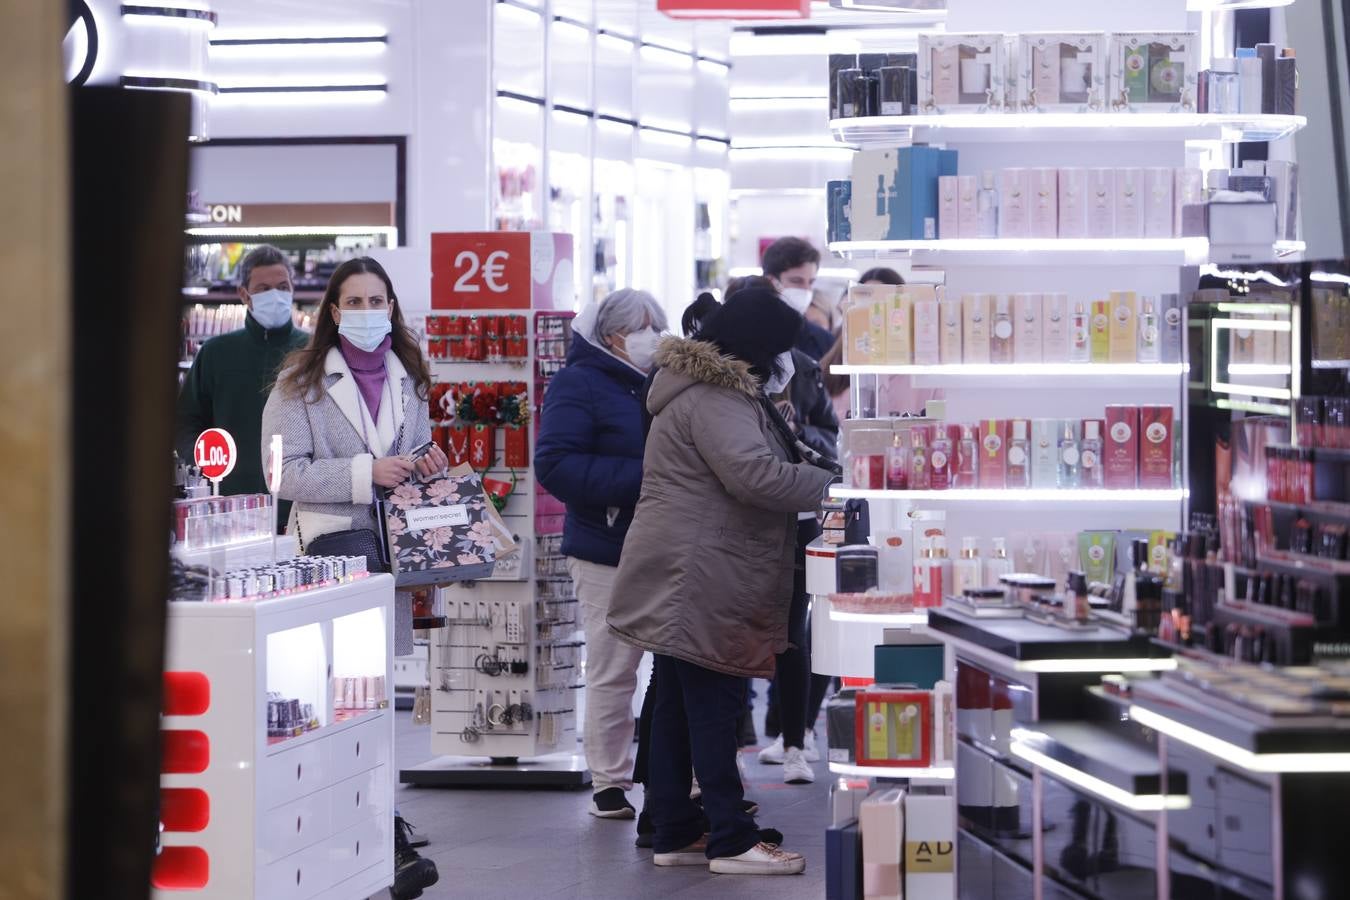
[
  {"xmin": 910, "ymin": 426, "xmax": 931, "ymax": 490},
  {"xmin": 930, "ymin": 426, "xmax": 953, "ymax": 490},
  {"xmin": 886, "ymin": 431, "xmax": 910, "ymax": 490},
  {"xmin": 1058, "ymin": 420, "xmax": 1081, "ymax": 488},
  {"xmin": 953, "ymin": 537, "xmax": 983, "ymax": 597},
  {"xmin": 1137, "ymin": 299, "xmax": 1160, "ymax": 363},
  {"xmin": 990, "ymin": 296, "xmax": 1014, "ymax": 363},
  {"xmin": 932, "ymin": 536, "xmax": 952, "ymax": 602},
  {"xmin": 1080, "ymin": 419, "xmax": 1104, "ymax": 488},
  {"xmin": 1006, "ymin": 419, "xmax": 1031, "ymax": 488},
  {"xmin": 1070, "ymin": 302, "xmax": 1090, "ymax": 363},
  {"xmin": 955, "ymin": 424, "xmax": 979, "ymax": 488},
  {"xmin": 976, "ymin": 169, "xmax": 999, "ymax": 238},
  {"xmin": 985, "ymin": 536, "xmax": 1014, "ymax": 587}
]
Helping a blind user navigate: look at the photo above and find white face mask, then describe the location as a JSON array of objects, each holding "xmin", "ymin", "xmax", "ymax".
[
  {"xmin": 779, "ymin": 287, "xmax": 813, "ymax": 315},
  {"xmin": 338, "ymin": 309, "xmax": 393, "ymax": 352},
  {"xmin": 763, "ymin": 350, "xmax": 795, "ymax": 396},
  {"xmin": 249, "ymin": 288, "xmax": 293, "ymax": 329},
  {"xmin": 621, "ymin": 328, "xmax": 660, "ymax": 371}
]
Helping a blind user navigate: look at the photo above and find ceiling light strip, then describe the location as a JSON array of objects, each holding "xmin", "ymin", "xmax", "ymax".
[
  {"xmin": 210, "ymin": 35, "xmax": 386, "ymax": 46},
  {"xmin": 218, "ymin": 83, "xmax": 387, "ymax": 94},
  {"xmin": 121, "ymin": 75, "xmax": 219, "ymax": 94},
  {"xmin": 120, "ymin": 4, "xmax": 218, "ymax": 25},
  {"xmin": 1129, "ymin": 704, "xmax": 1350, "ymax": 773}
]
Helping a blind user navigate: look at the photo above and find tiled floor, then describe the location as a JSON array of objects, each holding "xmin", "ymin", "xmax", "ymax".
[{"xmin": 389, "ymin": 698, "xmax": 831, "ymax": 900}]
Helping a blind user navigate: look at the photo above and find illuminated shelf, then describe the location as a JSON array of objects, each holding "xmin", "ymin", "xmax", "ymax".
[
  {"xmin": 1187, "ymin": 0, "xmax": 1292, "ymax": 9},
  {"xmin": 829, "ymin": 609, "xmax": 929, "ymax": 626},
  {"xmin": 828, "ymin": 237, "xmax": 1304, "ymax": 266},
  {"xmin": 829, "ymin": 761, "xmax": 955, "ymax": 781},
  {"xmin": 830, "ymin": 362, "xmax": 1185, "ymax": 378},
  {"xmin": 831, "ymin": 486, "xmax": 1185, "ymax": 503},
  {"xmin": 1226, "ymin": 363, "xmax": 1293, "ymax": 376},
  {"xmin": 830, "ymin": 113, "xmax": 1305, "ymax": 146}
]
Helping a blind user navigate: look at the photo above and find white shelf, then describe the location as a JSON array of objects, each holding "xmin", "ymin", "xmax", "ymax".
[
  {"xmin": 830, "ymin": 487, "xmax": 1187, "ymax": 504},
  {"xmin": 828, "ymin": 238, "xmax": 1304, "ymax": 266},
  {"xmin": 829, "ymin": 609, "xmax": 929, "ymax": 626},
  {"xmin": 828, "ymin": 761, "xmax": 955, "ymax": 781},
  {"xmin": 830, "ymin": 362, "xmax": 1184, "ymax": 378},
  {"xmin": 830, "ymin": 113, "xmax": 1306, "ymax": 147}
]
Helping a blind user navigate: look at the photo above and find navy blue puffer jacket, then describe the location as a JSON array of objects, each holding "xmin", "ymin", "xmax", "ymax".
[{"xmin": 534, "ymin": 335, "xmax": 647, "ymax": 567}]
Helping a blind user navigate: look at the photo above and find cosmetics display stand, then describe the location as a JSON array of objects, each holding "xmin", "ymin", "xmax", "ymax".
[
  {"xmin": 157, "ymin": 574, "xmax": 396, "ymax": 899},
  {"xmin": 399, "ymin": 238, "xmax": 588, "ymax": 790}
]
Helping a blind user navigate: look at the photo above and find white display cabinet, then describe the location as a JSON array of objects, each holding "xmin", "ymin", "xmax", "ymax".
[{"xmin": 157, "ymin": 575, "xmax": 395, "ymax": 900}]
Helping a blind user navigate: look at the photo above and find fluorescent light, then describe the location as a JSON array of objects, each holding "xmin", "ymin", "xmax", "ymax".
[
  {"xmin": 496, "ymin": 1, "xmax": 543, "ymax": 23},
  {"xmin": 1311, "ymin": 271, "xmax": 1350, "ymax": 285},
  {"xmin": 640, "ymin": 43, "xmax": 694, "ymax": 67},
  {"xmin": 121, "ymin": 5, "xmax": 216, "ymax": 28},
  {"xmin": 597, "ymin": 118, "xmax": 635, "ymax": 136},
  {"xmin": 1015, "ymin": 658, "xmax": 1177, "ymax": 674},
  {"xmin": 640, "ymin": 127, "xmax": 694, "ymax": 147},
  {"xmin": 214, "ymin": 89, "xmax": 386, "ymax": 105},
  {"xmin": 1227, "ymin": 363, "xmax": 1293, "ymax": 376},
  {"xmin": 551, "ymin": 17, "xmax": 590, "ymax": 35},
  {"xmin": 828, "ymin": 762, "xmax": 955, "ymax": 780},
  {"xmin": 1129, "ymin": 704, "xmax": 1350, "ymax": 773},
  {"xmin": 1009, "ymin": 739, "xmax": 1190, "ymax": 811},
  {"xmin": 829, "ymin": 609, "xmax": 928, "ymax": 626},
  {"xmin": 596, "ymin": 31, "xmax": 636, "ymax": 51},
  {"xmin": 187, "ymin": 226, "xmax": 398, "ymax": 241},
  {"xmin": 829, "ymin": 487, "xmax": 1187, "ymax": 503},
  {"xmin": 213, "ymin": 25, "xmax": 386, "ymax": 40},
  {"xmin": 829, "ymin": 362, "xmax": 1185, "ymax": 377},
  {"xmin": 1198, "ymin": 264, "xmax": 1289, "ymax": 286},
  {"xmin": 729, "ymin": 96, "xmax": 828, "ymax": 111},
  {"xmin": 830, "ymin": 112, "xmax": 1306, "ymax": 144},
  {"xmin": 696, "ymin": 137, "xmax": 729, "ymax": 153},
  {"xmin": 209, "ymin": 37, "xmax": 387, "ymax": 58},
  {"xmin": 1187, "ymin": 0, "xmax": 1293, "ymax": 8},
  {"xmin": 697, "ymin": 58, "xmax": 731, "ymax": 75},
  {"xmin": 497, "ymin": 94, "xmax": 545, "ymax": 115}
]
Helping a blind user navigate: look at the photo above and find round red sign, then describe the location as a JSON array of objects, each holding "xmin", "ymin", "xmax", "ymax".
[{"xmin": 194, "ymin": 428, "xmax": 237, "ymax": 482}]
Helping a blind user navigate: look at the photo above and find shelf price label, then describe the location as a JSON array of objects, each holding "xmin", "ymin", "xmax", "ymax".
[
  {"xmin": 431, "ymin": 232, "xmax": 531, "ymax": 310},
  {"xmin": 194, "ymin": 428, "xmax": 237, "ymax": 485}
]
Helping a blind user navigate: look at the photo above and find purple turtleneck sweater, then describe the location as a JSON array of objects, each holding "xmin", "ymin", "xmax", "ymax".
[{"xmin": 339, "ymin": 334, "xmax": 394, "ymax": 421}]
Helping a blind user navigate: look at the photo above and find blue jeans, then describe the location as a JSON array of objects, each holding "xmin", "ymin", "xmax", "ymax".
[{"xmin": 649, "ymin": 654, "xmax": 759, "ymax": 859}]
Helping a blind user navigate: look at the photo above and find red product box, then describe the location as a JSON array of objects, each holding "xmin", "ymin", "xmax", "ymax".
[
  {"xmin": 1138, "ymin": 405, "xmax": 1174, "ymax": 488},
  {"xmin": 852, "ymin": 453, "xmax": 885, "ymax": 490},
  {"xmin": 978, "ymin": 419, "xmax": 1008, "ymax": 489},
  {"xmin": 1104, "ymin": 405, "xmax": 1139, "ymax": 489}
]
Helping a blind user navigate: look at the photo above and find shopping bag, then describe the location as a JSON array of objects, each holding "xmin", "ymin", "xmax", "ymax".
[{"xmin": 381, "ymin": 463, "xmax": 516, "ymax": 587}]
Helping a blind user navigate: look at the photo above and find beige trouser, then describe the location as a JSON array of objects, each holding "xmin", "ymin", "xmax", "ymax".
[{"xmin": 569, "ymin": 556, "xmax": 644, "ymax": 792}]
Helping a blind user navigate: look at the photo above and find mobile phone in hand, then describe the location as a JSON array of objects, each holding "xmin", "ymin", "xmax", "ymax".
[{"xmin": 408, "ymin": 440, "xmax": 435, "ymax": 461}]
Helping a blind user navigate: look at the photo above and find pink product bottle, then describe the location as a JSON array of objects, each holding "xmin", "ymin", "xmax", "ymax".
[
  {"xmin": 930, "ymin": 427, "xmax": 954, "ymax": 490},
  {"xmin": 886, "ymin": 432, "xmax": 910, "ymax": 490},
  {"xmin": 910, "ymin": 425, "xmax": 932, "ymax": 490},
  {"xmin": 954, "ymin": 424, "xmax": 979, "ymax": 488}
]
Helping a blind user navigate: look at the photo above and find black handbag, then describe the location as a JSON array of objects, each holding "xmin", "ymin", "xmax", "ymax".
[{"xmin": 296, "ymin": 492, "xmax": 392, "ymax": 574}]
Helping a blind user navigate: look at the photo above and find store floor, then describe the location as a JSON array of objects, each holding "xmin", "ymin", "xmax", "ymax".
[{"xmin": 389, "ymin": 695, "xmax": 831, "ymax": 900}]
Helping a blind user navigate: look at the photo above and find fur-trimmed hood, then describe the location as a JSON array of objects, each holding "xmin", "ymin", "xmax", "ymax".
[{"xmin": 647, "ymin": 336, "xmax": 760, "ymax": 416}]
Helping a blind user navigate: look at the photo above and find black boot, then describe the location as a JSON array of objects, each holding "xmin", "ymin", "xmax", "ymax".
[{"xmin": 391, "ymin": 815, "xmax": 439, "ymax": 900}]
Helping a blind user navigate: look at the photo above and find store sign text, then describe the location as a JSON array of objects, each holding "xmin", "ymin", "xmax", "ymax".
[{"xmin": 208, "ymin": 204, "xmax": 243, "ymax": 224}]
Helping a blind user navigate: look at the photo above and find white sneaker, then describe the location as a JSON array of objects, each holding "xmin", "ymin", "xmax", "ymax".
[
  {"xmin": 803, "ymin": 729, "xmax": 821, "ymax": 763},
  {"xmin": 654, "ymin": 836, "xmax": 709, "ymax": 867},
  {"xmin": 710, "ymin": 842, "xmax": 806, "ymax": 875},
  {"xmin": 782, "ymin": 747, "xmax": 815, "ymax": 785},
  {"xmin": 757, "ymin": 735, "xmax": 786, "ymax": 765}
]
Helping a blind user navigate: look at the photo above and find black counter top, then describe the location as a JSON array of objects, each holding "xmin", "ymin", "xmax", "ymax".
[
  {"xmin": 1016, "ymin": 721, "xmax": 1188, "ymax": 798},
  {"xmin": 927, "ymin": 607, "xmax": 1167, "ymax": 662}
]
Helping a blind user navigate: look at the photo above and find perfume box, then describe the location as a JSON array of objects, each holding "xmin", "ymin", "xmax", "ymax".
[
  {"xmin": 939, "ymin": 295, "xmax": 963, "ymax": 363},
  {"xmin": 1086, "ymin": 168, "xmax": 1115, "ymax": 238},
  {"xmin": 1159, "ymin": 293, "xmax": 1182, "ymax": 363},
  {"xmin": 913, "ymin": 296, "xmax": 941, "ymax": 366},
  {"xmin": 1276, "ymin": 54, "xmax": 1297, "ymax": 115},
  {"xmin": 939, "ymin": 175, "xmax": 960, "ymax": 240},
  {"xmin": 1090, "ymin": 299, "xmax": 1111, "ymax": 362},
  {"xmin": 850, "ymin": 149, "xmax": 899, "ymax": 242},
  {"xmin": 1174, "ymin": 168, "xmax": 1204, "ymax": 239},
  {"xmin": 1208, "ymin": 202, "xmax": 1277, "ymax": 244},
  {"xmin": 990, "ymin": 295, "xmax": 1015, "ymax": 363},
  {"xmin": 1239, "ymin": 54, "xmax": 1263, "ymax": 115},
  {"xmin": 919, "ymin": 33, "xmax": 1007, "ymax": 113},
  {"xmin": 1256, "ymin": 43, "xmax": 1277, "ymax": 115},
  {"xmin": 827, "ymin": 179, "xmax": 853, "ymax": 243},
  {"xmin": 1017, "ymin": 32, "xmax": 1107, "ymax": 112},
  {"xmin": 1104, "ymin": 405, "xmax": 1139, "ymax": 489},
  {"xmin": 1114, "ymin": 168, "xmax": 1144, "ymax": 238},
  {"xmin": 896, "ymin": 147, "xmax": 960, "ymax": 240},
  {"xmin": 904, "ymin": 794, "xmax": 957, "ymax": 899},
  {"xmin": 1029, "ymin": 168, "xmax": 1059, "ymax": 239},
  {"xmin": 1058, "ymin": 168, "xmax": 1088, "ymax": 239},
  {"xmin": 1109, "ymin": 290, "xmax": 1137, "ymax": 363},
  {"xmin": 957, "ymin": 175, "xmax": 980, "ymax": 238},
  {"xmin": 846, "ymin": 284, "xmax": 895, "ymax": 365},
  {"xmin": 886, "ymin": 290, "xmax": 914, "ymax": 365},
  {"xmin": 860, "ymin": 789, "xmax": 905, "ymax": 900},
  {"xmin": 1139, "ymin": 405, "xmax": 1174, "ymax": 488},
  {"xmin": 998, "ymin": 168, "xmax": 1030, "ymax": 238},
  {"xmin": 1014, "ymin": 293, "xmax": 1043, "ymax": 363},
  {"xmin": 1109, "ymin": 32, "xmax": 1198, "ymax": 112},
  {"xmin": 829, "ymin": 53, "xmax": 860, "ymax": 120},
  {"xmin": 1041, "ymin": 293, "xmax": 1070, "ymax": 361},
  {"xmin": 1144, "ymin": 167, "xmax": 1175, "ymax": 238},
  {"xmin": 963, "ymin": 294, "xmax": 992, "ymax": 363},
  {"xmin": 978, "ymin": 419, "xmax": 1008, "ymax": 488},
  {"xmin": 1267, "ymin": 160, "xmax": 1299, "ymax": 241},
  {"xmin": 1031, "ymin": 418, "xmax": 1059, "ymax": 487}
]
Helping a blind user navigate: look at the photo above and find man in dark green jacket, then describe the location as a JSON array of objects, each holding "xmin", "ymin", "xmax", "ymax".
[{"xmin": 176, "ymin": 244, "xmax": 309, "ymax": 522}]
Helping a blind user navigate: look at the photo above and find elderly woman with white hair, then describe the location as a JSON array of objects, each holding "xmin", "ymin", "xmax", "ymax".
[{"xmin": 534, "ymin": 288, "xmax": 669, "ymax": 819}]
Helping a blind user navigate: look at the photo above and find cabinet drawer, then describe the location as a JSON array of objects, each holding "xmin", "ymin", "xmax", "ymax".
[
  {"xmin": 329, "ymin": 715, "xmax": 390, "ymax": 783},
  {"xmin": 330, "ymin": 766, "xmax": 391, "ymax": 835},
  {"xmin": 261, "ymin": 739, "xmax": 331, "ymax": 809},
  {"xmin": 324, "ymin": 814, "xmax": 391, "ymax": 889},
  {"xmin": 259, "ymin": 789, "xmax": 333, "ymax": 867},
  {"xmin": 257, "ymin": 841, "xmax": 334, "ymax": 900}
]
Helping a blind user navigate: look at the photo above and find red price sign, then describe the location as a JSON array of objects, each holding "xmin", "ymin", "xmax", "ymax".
[
  {"xmin": 431, "ymin": 232, "xmax": 531, "ymax": 310},
  {"xmin": 194, "ymin": 428, "xmax": 237, "ymax": 483}
]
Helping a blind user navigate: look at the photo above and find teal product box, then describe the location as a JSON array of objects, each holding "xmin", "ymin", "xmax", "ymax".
[
  {"xmin": 827, "ymin": 179, "xmax": 853, "ymax": 242},
  {"xmin": 893, "ymin": 147, "xmax": 959, "ymax": 240},
  {"xmin": 874, "ymin": 642, "xmax": 945, "ymax": 689}
]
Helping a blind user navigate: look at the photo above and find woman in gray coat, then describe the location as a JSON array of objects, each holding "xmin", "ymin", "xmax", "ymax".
[
  {"xmin": 261, "ymin": 256, "xmax": 444, "ymax": 900},
  {"xmin": 607, "ymin": 288, "xmax": 835, "ymax": 876}
]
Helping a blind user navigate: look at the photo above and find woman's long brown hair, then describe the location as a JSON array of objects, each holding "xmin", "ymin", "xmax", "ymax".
[{"xmin": 275, "ymin": 256, "xmax": 431, "ymax": 403}]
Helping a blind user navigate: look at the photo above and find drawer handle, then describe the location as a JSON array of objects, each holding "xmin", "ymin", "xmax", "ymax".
[
  {"xmin": 355, "ymin": 740, "xmax": 361, "ymax": 758},
  {"xmin": 295, "ymin": 868, "xmax": 302, "ymax": 886},
  {"xmin": 356, "ymin": 840, "xmax": 361, "ymax": 857},
  {"xmin": 355, "ymin": 790, "xmax": 361, "ymax": 808},
  {"xmin": 296, "ymin": 816, "xmax": 302, "ymax": 834},
  {"xmin": 296, "ymin": 763, "xmax": 302, "ymax": 782}
]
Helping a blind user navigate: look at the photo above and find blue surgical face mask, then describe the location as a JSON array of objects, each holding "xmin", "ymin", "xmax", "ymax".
[
  {"xmin": 249, "ymin": 288, "xmax": 293, "ymax": 329},
  {"xmin": 338, "ymin": 309, "xmax": 393, "ymax": 352}
]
